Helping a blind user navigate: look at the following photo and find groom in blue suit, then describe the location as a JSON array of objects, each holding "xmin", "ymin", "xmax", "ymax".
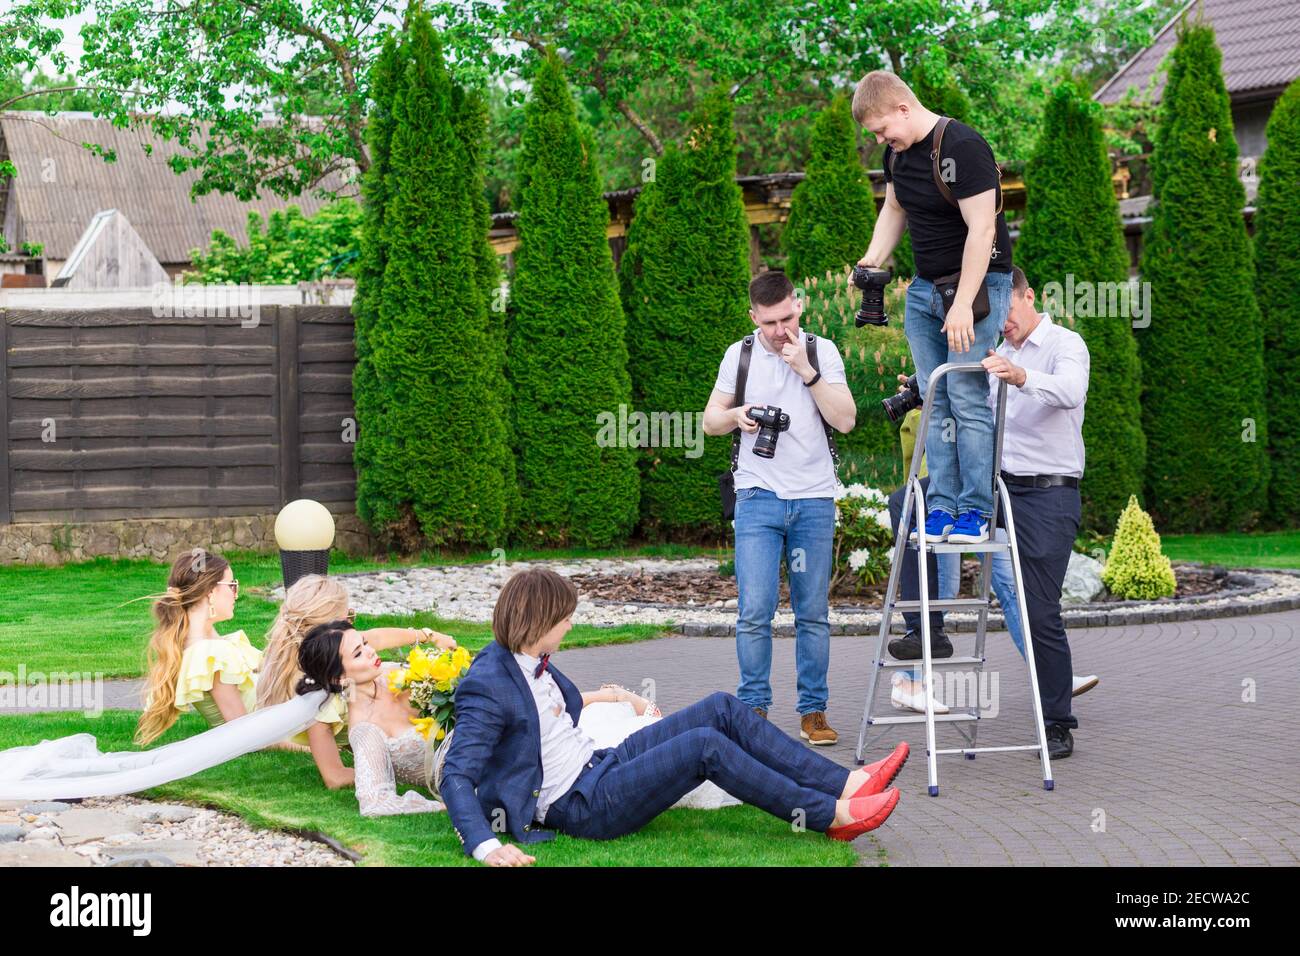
[{"xmin": 440, "ymin": 568, "xmax": 907, "ymax": 866}]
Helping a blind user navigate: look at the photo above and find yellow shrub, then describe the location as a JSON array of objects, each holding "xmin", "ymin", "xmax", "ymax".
[{"xmin": 1101, "ymin": 495, "xmax": 1177, "ymax": 600}]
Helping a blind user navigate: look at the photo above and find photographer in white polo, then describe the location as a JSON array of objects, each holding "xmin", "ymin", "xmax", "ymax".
[{"xmin": 703, "ymin": 271, "xmax": 855, "ymax": 745}]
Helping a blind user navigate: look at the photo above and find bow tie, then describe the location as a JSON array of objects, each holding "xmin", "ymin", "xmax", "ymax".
[{"xmin": 534, "ymin": 654, "xmax": 550, "ymax": 679}]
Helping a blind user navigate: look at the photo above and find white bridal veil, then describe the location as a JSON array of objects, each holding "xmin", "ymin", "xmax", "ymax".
[{"xmin": 0, "ymin": 690, "xmax": 328, "ymax": 801}]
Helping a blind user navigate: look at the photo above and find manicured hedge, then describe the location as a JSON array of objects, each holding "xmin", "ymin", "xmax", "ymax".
[
  {"xmin": 1137, "ymin": 20, "xmax": 1268, "ymax": 531},
  {"xmin": 1255, "ymin": 78, "xmax": 1300, "ymax": 520},
  {"xmin": 507, "ymin": 50, "xmax": 640, "ymax": 547},
  {"xmin": 358, "ymin": 12, "xmax": 509, "ymax": 546},
  {"xmin": 1015, "ymin": 80, "xmax": 1146, "ymax": 534},
  {"xmin": 800, "ymin": 270, "xmax": 912, "ymax": 491},
  {"xmin": 782, "ymin": 95, "xmax": 876, "ymax": 286},
  {"xmin": 352, "ymin": 32, "xmax": 404, "ymax": 539},
  {"xmin": 618, "ymin": 90, "xmax": 753, "ymax": 536}
]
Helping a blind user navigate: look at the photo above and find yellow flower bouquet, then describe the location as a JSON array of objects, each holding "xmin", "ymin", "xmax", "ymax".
[{"xmin": 386, "ymin": 645, "xmax": 474, "ymax": 742}]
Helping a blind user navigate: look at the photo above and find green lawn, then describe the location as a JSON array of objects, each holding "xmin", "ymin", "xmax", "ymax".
[
  {"xmin": 0, "ymin": 545, "xmax": 720, "ymax": 679},
  {"xmin": 0, "ymin": 710, "xmax": 860, "ymax": 868},
  {"xmin": 1158, "ymin": 530, "xmax": 1300, "ymax": 570}
]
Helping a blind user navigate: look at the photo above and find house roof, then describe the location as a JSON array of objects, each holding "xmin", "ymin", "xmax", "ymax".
[
  {"xmin": 0, "ymin": 112, "xmax": 357, "ymax": 263},
  {"xmin": 1095, "ymin": 0, "xmax": 1300, "ymax": 105}
]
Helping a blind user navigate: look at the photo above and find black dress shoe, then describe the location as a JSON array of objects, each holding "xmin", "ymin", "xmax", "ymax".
[
  {"xmin": 887, "ymin": 630, "xmax": 953, "ymax": 661},
  {"xmin": 1046, "ymin": 724, "xmax": 1073, "ymax": 759}
]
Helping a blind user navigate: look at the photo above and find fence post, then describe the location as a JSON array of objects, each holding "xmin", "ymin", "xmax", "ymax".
[
  {"xmin": 276, "ymin": 304, "xmax": 301, "ymax": 507},
  {"xmin": 0, "ymin": 311, "xmax": 10, "ymax": 525}
]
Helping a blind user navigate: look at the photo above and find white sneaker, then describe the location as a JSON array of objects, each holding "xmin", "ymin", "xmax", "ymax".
[
  {"xmin": 1072, "ymin": 674, "xmax": 1099, "ymax": 697},
  {"xmin": 891, "ymin": 680, "xmax": 950, "ymax": 715}
]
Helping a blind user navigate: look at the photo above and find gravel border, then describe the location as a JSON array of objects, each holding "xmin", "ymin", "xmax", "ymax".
[
  {"xmin": 674, "ymin": 565, "xmax": 1300, "ymax": 636},
  {"xmin": 282, "ymin": 556, "xmax": 1300, "ymax": 638}
]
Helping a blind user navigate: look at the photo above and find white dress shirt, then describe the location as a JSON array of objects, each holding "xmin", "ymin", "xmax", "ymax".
[
  {"xmin": 989, "ymin": 313, "xmax": 1090, "ymax": 478},
  {"xmin": 470, "ymin": 651, "xmax": 595, "ymax": 862}
]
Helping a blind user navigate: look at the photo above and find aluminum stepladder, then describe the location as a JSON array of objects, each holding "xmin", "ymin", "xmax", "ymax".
[{"xmin": 853, "ymin": 362, "xmax": 1054, "ymax": 796}]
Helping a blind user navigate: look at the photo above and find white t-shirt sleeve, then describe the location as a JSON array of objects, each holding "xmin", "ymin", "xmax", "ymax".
[
  {"xmin": 815, "ymin": 337, "xmax": 847, "ymax": 385},
  {"xmin": 714, "ymin": 341, "xmax": 742, "ymax": 394}
]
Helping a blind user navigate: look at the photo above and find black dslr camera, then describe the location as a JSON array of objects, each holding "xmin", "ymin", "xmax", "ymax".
[
  {"xmin": 851, "ymin": 265, "xmax": 893, "ymax": 327},
  {"xmin": 745, "ymin": 405, "xmax": 790, "ymax": 459},
  {"xmin": 881, "ymin": 373, "xmax": 922, "ymax": 424}
]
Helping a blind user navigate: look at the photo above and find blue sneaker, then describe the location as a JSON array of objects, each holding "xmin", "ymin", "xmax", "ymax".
[
  {"xmin": 909, "ymin": 509, "xmax": 955, "ymax": 544},
  {"xmin": 947, "ymin": 510, "xmax": 989, "ymax": 544}
]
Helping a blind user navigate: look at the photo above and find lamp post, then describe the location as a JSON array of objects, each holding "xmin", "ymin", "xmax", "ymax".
[{"xmin": 274, "ymin": 499, "xmax": 336, "ymax": 591}]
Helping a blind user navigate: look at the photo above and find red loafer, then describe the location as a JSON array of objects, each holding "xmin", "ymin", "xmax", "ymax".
[
  {"xmin": 825, "ymin": 788, "xmax": 901, "ymax": 841},
  {"xmin": 851, "ymin": 742, "xmax": 910, "ymax": 798}
]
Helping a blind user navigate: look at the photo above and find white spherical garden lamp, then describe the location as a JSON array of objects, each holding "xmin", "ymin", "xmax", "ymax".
[{"xmin": 274, "ymin": 499, "xmax": 336, "ymax": 590}]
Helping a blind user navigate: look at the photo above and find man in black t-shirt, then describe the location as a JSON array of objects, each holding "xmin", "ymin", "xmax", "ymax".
[{"xmin": 852, "ymin": 70, "xmax": 1013, "ymax": 564}]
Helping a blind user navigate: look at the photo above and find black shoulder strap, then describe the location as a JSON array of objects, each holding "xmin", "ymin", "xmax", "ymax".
[
  {"xmin": 805, "ymin": 333, "xmax": 841, "ymax": 471},
  {"xmin": 728, "ymin": 335, "xmax": 754, "ymax": 473},
  {"xmin": 931, "ymin": 116, "xmax": 1003, "ymax": 215}
]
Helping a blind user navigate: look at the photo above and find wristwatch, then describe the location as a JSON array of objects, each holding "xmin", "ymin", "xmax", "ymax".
[{"xmin": 804, "ymin": 371, "xmax": 822, "ymax": 387}]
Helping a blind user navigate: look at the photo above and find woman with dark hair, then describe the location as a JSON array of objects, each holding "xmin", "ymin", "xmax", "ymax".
[{"xmin": 296, "ymin": 619, "xmax": 448, "ymax": 817}]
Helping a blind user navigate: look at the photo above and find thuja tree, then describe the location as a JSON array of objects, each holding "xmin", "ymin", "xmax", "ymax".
[
  {"xmin": 1254, "ymin": 77, "xmax": 1300, "ymax": 520},
  {"xmin": 782, "ymin": 94, "xmax": 875, "ymax": 285},
  {"xmin": 619, "ymin": 89, "xmax": 753, "ymax": 536},
  {"xmin": 362, "ymin": 11, "xmax": 508, "ymax": 546},
  {"xmin": 352, "ymin": 31, "xmax": 404, "ymax": 539},
  {"xmin": 507, "ymin": 50, "xmax": 640, "ymax": 547},
  {"xmin": 453, "ymin": 82, "xmax": 521, "ymax": 536},
  {"xmin": 1015, "ymin": 79, "xmax": 1146, "ymax": 533},
  {"xmin": 1137, "ymin": 17, "xmax": 1268, "ymax": 530}
]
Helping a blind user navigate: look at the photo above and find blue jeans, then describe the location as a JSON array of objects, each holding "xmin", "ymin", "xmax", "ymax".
[
  {"xmin": 543, "ymin": 693, "xmax": 847, "ymax": 838},
  {"xmin": 733, "ymin": 487, "xmax": 835, "ymax": 715},
  {"xmin": 938, "ymin": 551, "xmax": 960, "ymax": 601},
  {"xmin": 989, "ymin": 529, "xmax": 1026, "ymax": 659},
  {"xmin": 904, "ymin": 271, "xmax": 1013, "ymax": 518},
  {"xmin": 901, "ymin": 534, "xmax": 1023, "ymax": 682}
]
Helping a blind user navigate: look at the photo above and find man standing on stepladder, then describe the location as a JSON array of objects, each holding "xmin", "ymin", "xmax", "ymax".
[
  {"xmin": 852, "ymin": 71, "xmax": 1014, "ymax": 602},
  {"xmin": 884, "ymin": 268, "xmax": 1090, "ymax": 759}
]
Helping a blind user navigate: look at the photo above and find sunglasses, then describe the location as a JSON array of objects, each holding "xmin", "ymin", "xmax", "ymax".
[{"xmin": 218, "ymin": 580, "xmax": 239, "ymax": 596}]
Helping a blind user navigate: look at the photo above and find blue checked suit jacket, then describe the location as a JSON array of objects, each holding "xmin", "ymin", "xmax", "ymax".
[{"xmin": 441, "ymin": 640, "xmax": 585, "ymax": 856}]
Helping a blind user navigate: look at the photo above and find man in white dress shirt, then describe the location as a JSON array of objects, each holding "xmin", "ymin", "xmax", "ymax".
[{"xmin": 979, "ymin": 265, "xmax": 1089, "ymax": 757}]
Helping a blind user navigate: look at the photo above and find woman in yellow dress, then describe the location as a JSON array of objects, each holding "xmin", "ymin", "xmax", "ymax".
[
  {"xmin": 255, "ymin": 574, "xmax": 458, "ymax": 789},
  {"xmin": 136, "ymin": 549, "xmax": 259, "ymax": 746}
]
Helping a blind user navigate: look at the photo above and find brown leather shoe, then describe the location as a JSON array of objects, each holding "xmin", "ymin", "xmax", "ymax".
[
  {"xmin": 753, "ymin": 706, "xmax": 768, "ymax": 720},
  {"xmin": 800, "ymin": 711, "xmax": 838, "ymax": 746}
]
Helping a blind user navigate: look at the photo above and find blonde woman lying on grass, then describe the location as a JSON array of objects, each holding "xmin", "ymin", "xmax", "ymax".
[{"xmin": 256, "ymin": 573, "xmax": 457, "ymax": 789}]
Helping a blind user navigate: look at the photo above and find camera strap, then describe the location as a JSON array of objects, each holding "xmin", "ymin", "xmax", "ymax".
[
  {"xmin": 886, "ymin": 116, "xmax": 1003, "ymax": 215},
  {"xmin": 805, "ymin": 333, "xmax": 842, "ymax": 471},
  {"xmin": 728, "ymin": 335, "xmax": 754, "ymax": 473}
]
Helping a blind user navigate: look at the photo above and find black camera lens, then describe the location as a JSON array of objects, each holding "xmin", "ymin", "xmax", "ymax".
[
  {"xmin": 851, "ymin": 265, "xmax": 893, "ymax": 327},
  {"xmin": 881, "ymin": 373, "xmax": 922, "ymax": 423},
  {"xmin": 747, "ymin": 405, "xmax": 791, "ymax": 459}
]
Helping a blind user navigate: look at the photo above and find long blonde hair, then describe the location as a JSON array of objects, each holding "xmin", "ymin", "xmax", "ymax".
[
  {"xmin": 135, "ymin": 548, "xmax": 231, "ymax": 746},
  {"xmin": 257, "ymin": 574, "xmax": 351, "ymax": 711}
]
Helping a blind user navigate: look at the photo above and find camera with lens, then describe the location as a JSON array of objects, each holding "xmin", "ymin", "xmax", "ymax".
[
  {"xmin": 851, "ymin": 265, "xmax": 893, "ymax": 327},
  {"xmin": 881, "ymin": 373, "xmax": 922, "ymax": 424},
  {"xmin": 745, "ymin": 405, "xmax": 791, "ymax": 459}
]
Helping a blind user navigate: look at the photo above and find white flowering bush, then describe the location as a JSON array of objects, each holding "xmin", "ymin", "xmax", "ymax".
[{"xmin": 831, "ymin": 482, "xmax": 895, "ymax": 593}]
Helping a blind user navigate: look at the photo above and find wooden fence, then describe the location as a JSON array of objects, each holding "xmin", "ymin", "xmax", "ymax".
[{"xmin": 0, "ymin": 305, "xmax": 358, "ymax": 523}]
